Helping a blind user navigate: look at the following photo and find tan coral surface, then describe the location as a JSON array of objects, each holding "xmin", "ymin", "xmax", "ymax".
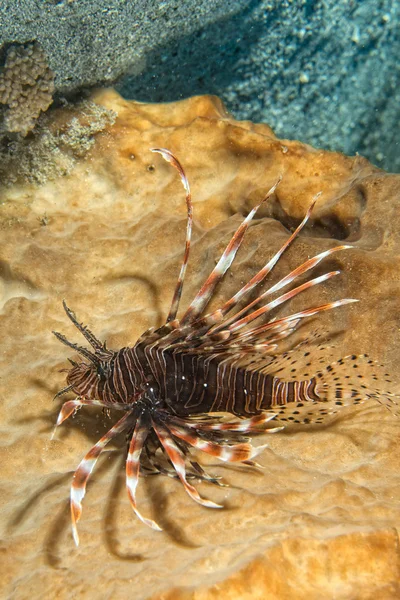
[{"xmin": 1, "ymin": 90, "xmax": 400, "ymax": 599}]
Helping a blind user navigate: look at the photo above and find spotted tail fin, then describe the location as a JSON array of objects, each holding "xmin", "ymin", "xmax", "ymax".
[{"xmin": 314, "ymin": 353, "xmax": 400, "ymax": 416}]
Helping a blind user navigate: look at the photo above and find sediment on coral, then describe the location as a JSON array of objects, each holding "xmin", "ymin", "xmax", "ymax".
[
  {"xmin": 0, "ymin": 41, "xmax": 118, "ymax": 187},
  {"xmin": 0, "ymin": 99, "xmax": 116, "ymax": 187}
]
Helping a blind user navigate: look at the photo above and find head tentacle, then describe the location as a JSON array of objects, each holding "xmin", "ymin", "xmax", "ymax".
[
  {"xmin": 52, "ymin": 330, "xmax": 100, "ymax": 366},
  {"xmin": 62, "ymin": 300, "xmax": 105, "ymax": 351}
]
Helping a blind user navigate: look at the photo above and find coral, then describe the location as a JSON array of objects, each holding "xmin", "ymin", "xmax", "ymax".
[
  {"xmin": 0, "ymin": 41, "xmax": 55, "ymax": 136},
  {"xmin": 0, "ymin": 100, "xmax": 116, "ymax": 186}
]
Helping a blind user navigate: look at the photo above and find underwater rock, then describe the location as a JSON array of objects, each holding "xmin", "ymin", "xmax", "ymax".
[
  {"xmin": 1, "ymin": 90, "xmax": 399, "ymax": 599},
  {"xmin": 3, "ymin": 2, "xmax": 398, "ymax": 172},
  {"xmin": 0, "ymin": 99, "xmax": 117, "ymax": 186},
  {"xmin": 119, "ymin": 1, "xmax": 400, "ymax": 174},
  {"xmin": 0, "ymin": 0, "xmax": 242, "ymax": 94}
]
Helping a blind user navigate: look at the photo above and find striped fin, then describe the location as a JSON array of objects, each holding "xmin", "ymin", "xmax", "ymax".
[
  {"xmin": 314, "ymin": 353, "xmax": 400, "ymax": 414},
  {"xmin": 230, "ymin": 299, "xmax": 359, "ymax": 343},
  {"xmin": 227, "ymin": 271, "xmax": 342, "ymax": 333},
  {"xmin": 180, "ymin": 179, "xmax": 281, "ymax": 325},
  {"xmin": 126, "ymin": 414, "xmax": 162, "ymax": 531},
  {"xmin": 224, "ymin": 336, "xmax": 344, "ymax": 382},
  {"xmin": 209, "ymin": 244, "xmax": 353, "ymax": 334},
  {"xmin": 231, "ymin": 327, "xmax": 298, "ymax": 352},
  {"xmin": 188, "ymin": 460, "xmax": 227, "ymax": 486},
  {"xmin": 197, "ymin": 299, "xmax": 356, "ymax": 356},
  {"xmin": 248, "ymin": 337, "xmax": 339, "ymax": 380},
  {"xmin": 239, "ymin": 351, "xmax": 400, "ymax": 425},
  {"xmin": 171, "ymin": 412, "xmax": 281, "ymax": 433},
  {"xmin": 166, "ymin": 420, "xmax": 270, "ymax": 462},
  {"xmin": 70, "ymin": 410, "xmax": 134, "ymax": 546},
  {"xmin": 264, "ymin": 245, "xmax": 353, "ymax": 297},
  {"xmin": 212, "ymin": 197, "xmax": 320, "ymax": 320},
  {"xmin": 151, "ymin": 148, "xmax": 193, "ymax": 323},
  {"xmin": 208, "ymin": 318, "xmax": 300, "ymax": 352},
  {"xmin": 151, "ymin": 418, "xmax": 223, "ymax": 508},
  {"xmin": 51, "ymin": 398, "xmax": 109, "ymax": 440}
]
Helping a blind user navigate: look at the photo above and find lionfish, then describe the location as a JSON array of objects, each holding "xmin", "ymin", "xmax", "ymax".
[{"xmin": 52, "ymin": 149, "xmax": 397, "ymax": 545}]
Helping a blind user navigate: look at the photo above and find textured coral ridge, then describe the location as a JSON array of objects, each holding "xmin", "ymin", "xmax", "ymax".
[{"xmin": 1, "ymin": 90, "xmax": 400, "ymax": 599}]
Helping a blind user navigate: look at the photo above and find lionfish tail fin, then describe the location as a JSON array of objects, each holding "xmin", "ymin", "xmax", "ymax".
[{"xmin": 314, "ymin": 353, "xmax": 400, "ymax": 415}]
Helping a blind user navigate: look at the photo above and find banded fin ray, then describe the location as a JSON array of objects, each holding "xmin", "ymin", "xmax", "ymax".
[
  {"xmin": 70, "ymin": 410, "xmax": 135, "ymax": 546},
  {"xmin": 180, "ymin": 179, "xmax": 281, "ymax": 325},
  {"xmin": 126, "ymin": 413, "xmax": 162, "ymax": 530}
]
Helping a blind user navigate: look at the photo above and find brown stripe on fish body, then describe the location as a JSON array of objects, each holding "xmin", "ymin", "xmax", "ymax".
[
  {"xmin": 302, "ymin": 377, "xmax": 319, "ymax": 402},
  {"xmin": 138, "ymin": 337, "xmax": 322, "ymax": 417},
  {"xmin": 117, "ymin": 350, "xmax": 137, "ymax": 398},
  {"xmin": 161, "ymin": 349, "xmax": 211, "ymax": 411},
  {"xmin": 265, "ymin": 376, "xmax": 320, "ymax": 408},
  {"xmin": 184, "ymin": 353, "xmax": 206, "ymax": 408},
  {"xmin": 102, "ymin": 379, "xmax": 115, "ymax": 404},
  {"xmin": 230, "ymin": 369, "xmax": 274, "ymax": 415},
  {"xmin": 123, "ymin": 348, "xmax": 141, "ymax": 394},
  {"xmin": 160, "ymin": 347, "xmax": 277, "ymax": 417},
  {"xmin": 118, "ymin": 344, "xmax": 165, "ymax": 401},
  {"xmin": 160, "ymin": 348, "xmax": 212, "ymax": 413},
  {"xmin": 84, "ymin": 373, "xmax": 99, "ymax": 398},
  {"xmin": 129, "ymin": 341, "xmax": 157, "ymax": 385},
  {"xmin": 94, "ymin": 348, "xmax": 142, "ymax": 405},
  {"xmin": 112, "ymin": 351, "xmax": 129, "ymax": 401},
  {"xmin": 150, "ymin": 340, "xmax": 172, "ymax": 388}
]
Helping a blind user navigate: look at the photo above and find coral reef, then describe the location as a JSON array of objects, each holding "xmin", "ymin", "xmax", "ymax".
[
  {"xmin": 0, "ymin": 99, "xmax": 116, "ymax": 185},
  {"xmin": 0, "ymin": 91, "xmax": 399, "ymax": 599}
]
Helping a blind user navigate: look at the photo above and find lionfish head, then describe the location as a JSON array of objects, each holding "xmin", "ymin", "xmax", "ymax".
[
  {"xmin": 65, "ymin": 360, "xmax": 97, "ymax": 394},
  {"xmin": 53, "ymin": 300, "xmax": 114, "ymax": 399}
]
